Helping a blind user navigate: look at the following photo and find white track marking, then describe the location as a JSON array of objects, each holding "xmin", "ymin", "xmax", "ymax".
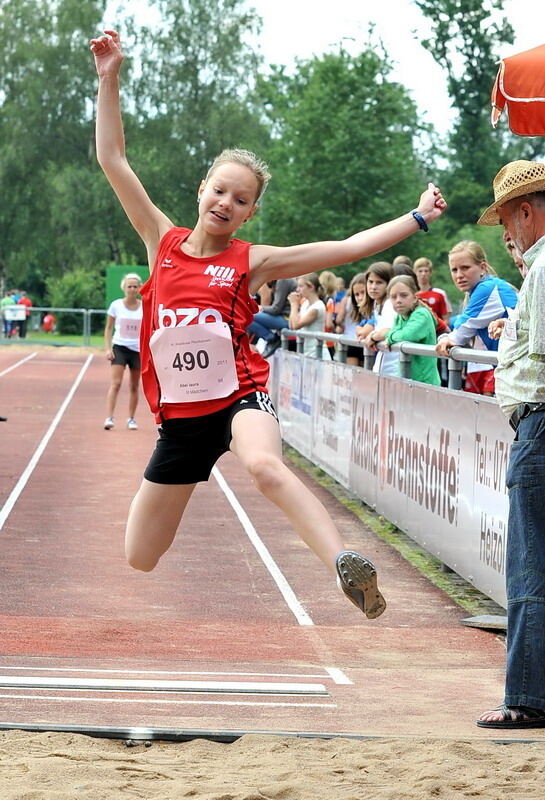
[
  {"xmin": 212, "ymin": 465, "xmax": 314, "ymax": 626},
  {"xmin": 0, "ymin": 692, "xmax": 335, "ymax": 709},
  {"xmin": 0, "ymin": 352, "xmax": 37, "ymax": 377},
  {"xmin": 324, "ymin": 667, "xmax": 352, "ymax": 685},
  {"xmin": 0, "ymin": 354, "xmax": 93, "ymax": 531},
  {"xmin": 0, "ymin": 665, "xmax": 337, "ymax": 679},
  {"xmin": 0, "ymin": 676, "xmax": 326, "ymax": 695}
]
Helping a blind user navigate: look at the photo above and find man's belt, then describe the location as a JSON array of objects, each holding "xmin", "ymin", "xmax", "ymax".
[{"xmin": 509, "ymin": 402, "xmax": 545, "ymax": 432}]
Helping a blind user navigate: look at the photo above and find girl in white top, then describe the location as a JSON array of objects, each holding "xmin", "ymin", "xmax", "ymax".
[
  {"xmin": 288, "ymin": 273, "xmax": 330, "ymax": 359},
  {"xmin": 103, "ymin": 272, "xmax": 143, "ymax": 430},
  {"xmin": 356, "ymin": 262, "xmax": 399, "ymax": 376}
]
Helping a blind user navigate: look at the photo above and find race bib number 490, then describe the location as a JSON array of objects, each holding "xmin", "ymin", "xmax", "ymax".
[{"xmin": 149, "ymin": 322, "xmax": 239, "ymax": 403}]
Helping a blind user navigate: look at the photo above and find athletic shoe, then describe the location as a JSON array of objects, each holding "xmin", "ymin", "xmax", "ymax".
[
  {"xmin": 127, "ymin": 418, "xmax": 138, "ymax": 430},
  {"xmin": 103, "ymin": 417, "xmax": 115, "ymax": 430},
  {"xmin": 335, "ymin": 550, "xmax": 386, "ymax": 619}
]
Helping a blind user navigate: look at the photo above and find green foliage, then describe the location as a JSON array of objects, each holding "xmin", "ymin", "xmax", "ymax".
[
  {"xmin": 255, "ymin": 45, "xmax": 431, "ymax": 269},
  {"xmin": 46, "ymin": 268, "xmax": 104, "ymax": 333}
]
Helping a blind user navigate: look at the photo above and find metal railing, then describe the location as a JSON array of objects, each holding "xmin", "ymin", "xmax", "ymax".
[
  {"xmin": 280, "ymin": 329, "xmax": 497, "ymax": 391},
  {"xmin": 1, "ymin": 306, "xmax": 109, "ymax": 346}
]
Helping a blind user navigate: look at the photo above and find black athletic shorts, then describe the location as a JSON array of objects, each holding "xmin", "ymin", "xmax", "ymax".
[
  {"xmin": 111, "ymin": 344, "xmax": 141, "ymax": 370},
  {"xmin": 144, "ymin": 391, "xmax": 278, "ymax": 485}
]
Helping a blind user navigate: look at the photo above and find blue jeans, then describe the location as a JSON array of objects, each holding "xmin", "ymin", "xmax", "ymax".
[
  {"xmin": 505, "ymin": 408, "xmax": 545, "ymax": 710},
  {"xmin": 247, "ymin": 312, "xmax": 288, "ymax": 342}
]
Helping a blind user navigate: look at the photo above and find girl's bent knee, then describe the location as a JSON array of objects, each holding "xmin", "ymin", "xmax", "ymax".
[{"xmin": 247, "ymin": 455, "xmax": 286, "ymax": 494}]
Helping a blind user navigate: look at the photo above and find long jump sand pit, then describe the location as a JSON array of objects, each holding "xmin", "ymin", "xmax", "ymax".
[{"xmin": 0, "ymin": 730, "xmax": 543, "ymax": 798}]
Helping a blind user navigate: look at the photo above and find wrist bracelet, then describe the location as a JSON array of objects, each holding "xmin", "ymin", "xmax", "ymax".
[{"xmin": 411, "ymin": 209, "xmax": 429, "ymax": 232}]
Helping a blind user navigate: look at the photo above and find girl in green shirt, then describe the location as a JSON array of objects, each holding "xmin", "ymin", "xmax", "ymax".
[{"xmin": 371, "ymin": 276, "xmax": 440, "ymax": 385}]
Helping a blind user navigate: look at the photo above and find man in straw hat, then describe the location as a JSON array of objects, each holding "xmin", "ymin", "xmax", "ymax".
[{"xmin": 477, "ymin": 160, "xmax": 545, "ymax": 729}]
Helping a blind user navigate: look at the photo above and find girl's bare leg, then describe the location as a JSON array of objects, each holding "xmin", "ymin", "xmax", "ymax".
[
  {"xmin": 125, "ymin": 478, "xmax": 196, "ymax": 571},
  {"xmin": 106, "ymin": 364, "xmax": 125, "ymax": 418},
  {"xmin": 230, "ymin": 410, "xmax": 344, "ymax": 574},
  {"xmin": 128, "ymin": 367, "xmax": 140, "ymax": 418}
]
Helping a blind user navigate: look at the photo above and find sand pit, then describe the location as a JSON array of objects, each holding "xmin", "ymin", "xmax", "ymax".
[{"xmin": 0, "ymin": 731, "xmax": 544, "ymax": 799}]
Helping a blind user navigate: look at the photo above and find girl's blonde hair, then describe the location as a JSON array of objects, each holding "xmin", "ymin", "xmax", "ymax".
[
  {"xmin": 120, "ymin": 272, "xmax": 143, "ymax": 291},
  {"xmin": 298, "ymin": 272, "xmax": 325, "ymax": 300},
  {"xmin": 448, "ymin": 240, "xmax": 497, "ymax": 276},
  {"xmin": 387, "ymin": 274, "xmax": 419, "ymax": 295},
  {"xmin": 387, "ymin": 275, "xmax": 428, "ymax": 314},
  {"xmin": 205, "ymin": 148, "xmax": 271, "ymax": 202},
  {"xmin": 319, "ymin": 270, "xmax": 337, "ymax": 298}
]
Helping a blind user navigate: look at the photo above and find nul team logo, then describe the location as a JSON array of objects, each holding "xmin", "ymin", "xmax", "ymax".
[{"xmin": 204, "ymin": 264, "xmax": 236, "ymax": 288}]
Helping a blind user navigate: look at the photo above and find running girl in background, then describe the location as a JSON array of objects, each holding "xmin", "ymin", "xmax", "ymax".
[
  {"xmin": 90, "ymin": 29, "xmax": 446, "ymax": 619},
  {"xmin": 103, "ymin": 272, "xmax": 143, "ymax": 430},
  {"xmin": 370, "ymin": 275, "xmax": 440, "ymax": 385},
  {"xmin": 288, "ymin": 273, "xmax": 330, "ymax": 360}
]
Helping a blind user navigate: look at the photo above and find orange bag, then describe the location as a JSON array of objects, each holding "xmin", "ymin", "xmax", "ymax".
[{"xmin": 491, "ymin": 43, "xmax": 545, "ymax": 136}]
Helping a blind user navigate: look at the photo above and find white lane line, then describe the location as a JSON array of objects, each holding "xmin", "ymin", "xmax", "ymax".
[
  {"xmin": 0, "ymin": 665, "xmax": 333, "ymax": 679},
  {"xmin": 0, "ymin": 676, "xmax": 326, "ymax": 695},
  {"xmin": 324, "ymin": 667, "xmax": 352, "ymax": 685},
  {"xmin": 212, "ymin": 465, "xmax": 314, "ymax": 627},
  {"xmin": 0, "ymin": 354, "xmax": 93, "ymax": 532},
  {"xmin": 0, "ymin": 352, "xmax": 37, "ymax": 377},
  {"xmin": 0, "ymin": 692, "xmax": 335, "ymax": 709}
]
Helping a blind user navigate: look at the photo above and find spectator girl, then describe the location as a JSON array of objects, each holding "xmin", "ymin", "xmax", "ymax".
[
  {"xmin": 369, "ymin": 276, "xmax": 440, "ymax": 385},
  {"xmin": 436, "ymin": 240, "xmax": 517, "ymax": 395},
  {"xmin": 90, "ymin": 28, "xmax": 446, "ymax": 619},
  {"xmin": 103, "ymin": 272, "xmax": 143, "ymax": 430},
  {"xmin": 336, "ymin": 272, "xmax": 367, "ymax": 366},
  {"xmin": 319, "ymin": 270, "xmax": 338, "ymax": 358},
  {"xmin": 288, "ymin": 273, "xmax": 330, "ymax": 359},
  {"xmin": 358, "ymin": 262, "xmax": 398, "ymax": 375}
]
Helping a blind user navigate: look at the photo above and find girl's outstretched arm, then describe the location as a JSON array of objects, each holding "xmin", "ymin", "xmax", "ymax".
[
  {"xmin": 249, "ymin": 185, "xmax": 446, "ymax": 292},
  {"xmin": 90, "ymin": 29, "xmax": 173, "ymax": 265}
]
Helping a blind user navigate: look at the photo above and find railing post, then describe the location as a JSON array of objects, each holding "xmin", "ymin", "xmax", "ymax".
[
  {"xmin": 363, "ymin": 346, "xmax": 375, "ymax": 371},
  {"xmin": 447, "ymin": 355, "xmax": 463, "ymax": 390},
  {"xmin": 315, "ymin": 337, "xmax": 323, "ymax": 359},
  {"xmin": 83, "ymin": 309, "xmax": 90, "ymax": 346},
  {"xmin": 337, "ymin": 342, "xmax": 347, "ymax": 363},
  {"xmin": 281, "ymin": 331, "xmax": 290, "ymax": 350},
  {"xmin": 398, "ymin": 348, "xmax": 412, "ymax": 379},
  {"xmin": 296, "ymin": 335, "xmax": 304, "ymax": 354}
]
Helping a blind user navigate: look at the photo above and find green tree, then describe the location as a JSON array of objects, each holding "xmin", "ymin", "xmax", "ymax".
[
  {"xmin": 46, "ymin": 267, "xmax": 104, "ymax": 333},
  {"xmin": 255, "ymin": 45, "xmax": 435, "ymax": 273},
  {"xmin": 131, "ymin": 0, "xmax": 270, "ymax": 237},
  {"xmin": 0, "ymin": 0, "xmax": 106, "ymax": 295}
]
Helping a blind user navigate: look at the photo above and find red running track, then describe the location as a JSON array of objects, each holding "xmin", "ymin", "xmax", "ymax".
[{"xmin": 0, "ymin": 347, "xmax": 535, "ymax": 740}]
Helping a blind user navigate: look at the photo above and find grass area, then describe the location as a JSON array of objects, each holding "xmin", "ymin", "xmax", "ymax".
[
  {"xmin": 284, "ymin": 444, "xmax": 506, "ymax": 620},
  {"xmin": 0, "ymin": 332, "xmax": 103, "ymax": 347}
]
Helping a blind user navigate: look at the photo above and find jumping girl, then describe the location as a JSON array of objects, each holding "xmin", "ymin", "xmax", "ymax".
[{"xmin": 90, "ymin": 29, "xmax": 446, "ymax": 619}]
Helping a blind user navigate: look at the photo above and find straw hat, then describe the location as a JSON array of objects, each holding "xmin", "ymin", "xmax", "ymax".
[{"xmin": 478, "ymin": 159, "xmax": 545, "ymax": 225}]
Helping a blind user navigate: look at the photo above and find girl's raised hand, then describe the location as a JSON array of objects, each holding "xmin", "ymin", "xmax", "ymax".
[
  {"xmin": 416, "ymin": 182, "xmax": 447, "ymax": 223},
  {"xmin": 90, "ymin": 29, "xmax": 124, "ymax": 78}
]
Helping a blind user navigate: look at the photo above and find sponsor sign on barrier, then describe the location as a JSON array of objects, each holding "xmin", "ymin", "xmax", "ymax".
[{"xmin": 273, "ymin": 351, "xmax": 512, "ymax": 608}]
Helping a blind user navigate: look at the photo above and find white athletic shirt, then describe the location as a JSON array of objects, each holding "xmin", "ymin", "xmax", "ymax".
[
  {"xmin": 372, "ymin": 298, "xmax": 399, "ymax": 376},
  {"xmin": 107, "ymin": 298, "xmax": 143, "ymax": 352},
  {"xmin": 299, "ymin": 299, "xmax": 330, "ymax": 359}
]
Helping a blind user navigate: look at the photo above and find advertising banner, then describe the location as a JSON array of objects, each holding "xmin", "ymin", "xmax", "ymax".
[{"xmin": 273, "ymin": 352, "xmax": 513, "ymax": 608}]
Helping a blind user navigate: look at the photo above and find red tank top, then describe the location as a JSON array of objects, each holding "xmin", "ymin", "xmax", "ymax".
[{"xmin": 140, "ymin": 227, "xmax": 270, "ymax": 420}]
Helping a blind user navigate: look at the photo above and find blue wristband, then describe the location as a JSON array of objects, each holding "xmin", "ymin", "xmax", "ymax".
[{"xmin": 411, "ymin": 210, "xmax": 429, "ymax": 232}]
